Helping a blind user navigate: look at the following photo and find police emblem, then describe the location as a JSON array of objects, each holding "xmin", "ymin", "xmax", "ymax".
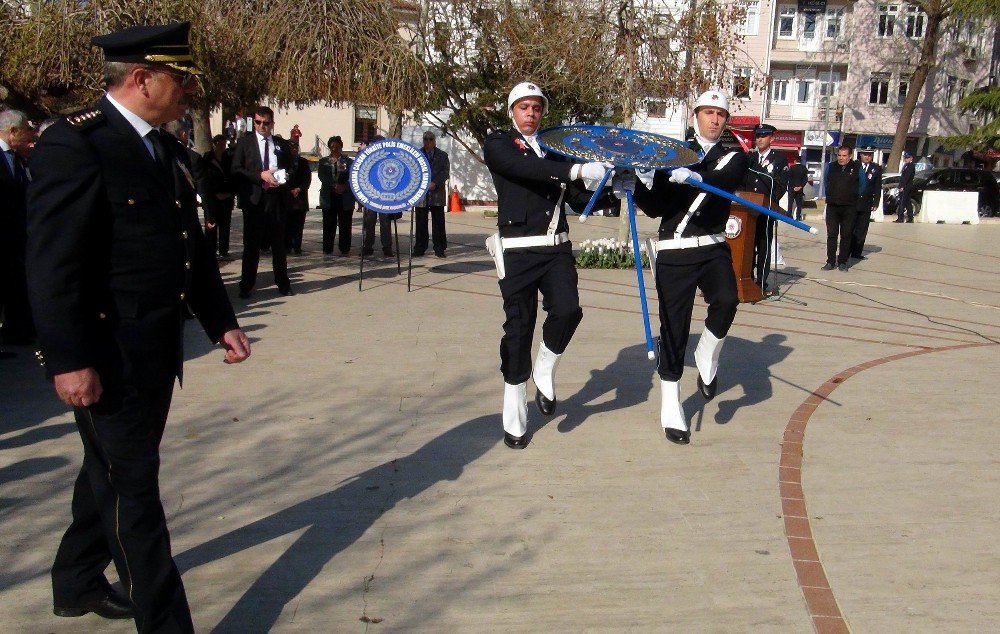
[
  {"xmin": 725, "ymin": 215, "xmax": 742, "ymax": 239},
  {"xmin": 349, "ymin": 139, "xmax": 431, "ymax": 213},
  {"xmin": 538, "ymin": 125, "xmax": 699, "ymax": 170}
]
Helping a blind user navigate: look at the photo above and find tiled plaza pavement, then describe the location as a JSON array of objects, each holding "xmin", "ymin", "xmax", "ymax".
[{"xmin": 1, "ymin": 207, "xmax": 997, "ymax": 632}]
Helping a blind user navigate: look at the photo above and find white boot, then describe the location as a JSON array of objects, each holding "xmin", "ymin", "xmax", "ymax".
[
  {"xmin": 502, "ymin": 381, "xmax": 528, "ymax": 447},
  {"xmin": 694, "ymin": 329, "xmax": 725, "ymax": 400},
  {"xmin": 660, "ymin": 379, "xmax": 690, "ymax": 444},
  {"xmin": 531, "ymin": 343, "xmax": 561, "ymax": 416}
]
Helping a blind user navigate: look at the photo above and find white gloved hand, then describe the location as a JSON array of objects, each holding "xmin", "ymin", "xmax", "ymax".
[
  {"xmin": 612, "ymin": 169, "xmax": 636, "ymax": 197},
  {"xmin": 272, "ymin": 169, "xmax": 288, "ymax": 185},
  {"xmin": 578, "ymin": 161, "xmax": 612, "ymax": 182},
  {"xmin": 668, "ymin": 167, "xmax": 702, "ymax": 185}
]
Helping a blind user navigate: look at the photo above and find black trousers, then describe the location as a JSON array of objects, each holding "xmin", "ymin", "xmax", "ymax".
[
  {"xmin": 753, "ymin": 215, "xmax": 776, "ymax": 289},
  {"xmin": 655, "ymin": 247, "xmax": 739, "ymax": 382},
  {"xmin": 240, "ymin": 193, "xmax": 290, "ymax": 292},
  {"xmin": 413, "ymin": 205, "xmax": 447, "ymax": 255},
  {"xmin": 498, "ymin": 248, "xmax": 583, "ymax": 384},
  {"xmin": 825, "ymin": 203, "xmax": 856, "ymax": 265},
  {"xmin": 1, "ymin": 249, "xmax": 35, "ymax": 344},
  {"xmin": 362, "ymin": 209, "xmax": 394, "ymax": 251},
  {"xmin": 851, "ymin": 203, "xmax": 873, "ymax": 257},
  {"xmin": 789, "ymin": 190, "xmax": 805, "ymax": 219},
  {"xmin": 322, "ymin": 196, "xmax": 353, "ymax": 254},
  {"xmin": 897, "ymin": 190, "xmax": 913, "ymax": 221},
  {"xmin": 52, "ymin": 309, "xmax": 193, "ymax": 633},
  {"xmin": 204, "ymin": 201, "xmax": 233, "ymax": 257},
  {"xmin": 286, "ymin": 204, "xmax": 307, "ymax": 252}
]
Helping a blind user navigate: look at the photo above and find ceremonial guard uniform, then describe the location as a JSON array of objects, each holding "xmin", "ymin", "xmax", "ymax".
[
  {"xmin": 744, "ymin": 124, "xmax": 789, "ymax": 293},
  {"xmin": 851, "ymin": 148, "xmax": 883, "ymax": 258},
  {"xmin": 26, "ymin": 23, "xmax": 249, "ymax": 632},
  {"xmin": 483, "ymin": 82, "xmax": 609, "ymax": 449},
  {"xmin": 630, "ymin": 90, "xmax": 747, "ymax": 444}
]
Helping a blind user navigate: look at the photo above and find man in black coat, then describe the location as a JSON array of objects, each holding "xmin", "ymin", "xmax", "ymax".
[
  {"xmin": 744, "ymin": 123, "xmax": 789, "ymax": 294},
  {"xmin": 627, "ymin": 89, "xmax": 747, "ymax": 445},
  {"xmin": 25, "ymin": 22, "xmax": 250, "ymax": 632},
  {"xmin": 230, "ymin": 105, "xmax": 295, "ymax": 297},
  {"xmin": 197, "ymin": 134, "xmax": 236, "ymax": 258},
  {"xmin": 787, "ymin": 156, "xmax": 809, "ymax": 221},
  {"xmin": 483, "ymin": 81, "xmax": 609, "ymax": 449},
  {"xmin": 413, "ymin": 130, "xmax": 451, "ymax": 257},
  {"xmin": 823, "ymin": 145, "xmax": 860, "ymax": 270},
  {"xmin": 851, "ymin": 147, "xmax": 883, "ymax": 259},
  {"xmin": 896, "ymin": 152, "xmax": 916, "ymax": 222},
  {"xmin": 285, "ymin": 141, "xmax": 312, "ymax": 255},
  {"xmin": 317, "ymin": 136, "xmax": 354, "ymax": 255},
  {"xmin": 0, "ymin": 108, "xmax": 37, "ymax": 347}
]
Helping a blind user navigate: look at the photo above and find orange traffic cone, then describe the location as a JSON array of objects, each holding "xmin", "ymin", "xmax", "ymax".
[{"xmin": 449, "ymin": 185, "xmax": 464, "ymax": 213}]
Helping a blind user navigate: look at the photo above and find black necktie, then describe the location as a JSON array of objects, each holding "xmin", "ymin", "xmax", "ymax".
[
  {"xmin": 262, "ymin": 137, "xmax": 270, "ymax": 170},
  {"xmin": 147, "ymin": 130, "xmax": 171, "ymax": 171}
]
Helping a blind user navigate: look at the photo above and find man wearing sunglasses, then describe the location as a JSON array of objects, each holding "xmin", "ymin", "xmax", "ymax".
[
  {"xmin": 230, "ymin": 106, "xmax": 296, "ymax": 297},
  {"xmin": 26, "ymin": 22, "xmax": 250, "ymax": 632}
]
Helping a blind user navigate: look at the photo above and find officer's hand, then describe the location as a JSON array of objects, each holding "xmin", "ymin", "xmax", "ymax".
[
  {"xmin": 576, "ymin": 162, "xmax": 612, "ymax": 182},
  {"xmin": 260, "ymin": 170, "xmax": 280, "ymax": 187},
  {"xmin": 668, "ymin": 167, "xmax": 702, "ymax": 185},
  {"xmin": 612, "ymin": 169, "xmax": 636, "ymax": 197},
  {"xmin": 221, "ymin": 329, "xmax": 251, "ymax": 364},
  {"xmin": 54, "ymin": 368, "xmax": 102, "ymax": 408}
]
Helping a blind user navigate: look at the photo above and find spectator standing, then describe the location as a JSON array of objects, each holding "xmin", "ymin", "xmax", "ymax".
[
  {"xmin": 317, "ymin": 136, "xmax": 354, "ymax": 255},
  {"xmin": 231, "ymin": 106, "xmax": 295, "ymax": 297},
  {"xmin": 25, "ymin": 22, "xmax": 250, "ymax": 631},
  {"xmin": 197, "ymin": 134, "xmax": 236, "ymax": 258},
  {"xmin": 290, "ymin": 124, "xmax": 302, "ymax": 146},
  {"xmin": 285, "ymin": 142, "xmax": 312, "ymax": 255},
  {"xmin": 0, "ymin": 108, "xmax": 38, "ymax": 346},
  {"xmin": 744, "ymin": 123, "xmax": 789, "ymax": 294},
  {"xmin": 823, "ymin": 145, "xmax": 860, "ymax": 271},
  {"xmin": 850, "ymin": 148, "xmax": 882, "ymax": 259},
  {"xmin": 896, "ymin": 151, "xmax": 916, "ymax": 223},
  {"xmin": 787, "ymin": 155, "xmax": 809, "ymax": 221},
  {"xmin": 413, "ymin": 130, "xmax": 451, "ymax": 258}
]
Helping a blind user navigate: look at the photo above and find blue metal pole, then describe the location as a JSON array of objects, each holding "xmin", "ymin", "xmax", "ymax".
[
  {"xmin": 577, "ymin": 169, "xmax": 614, "ymax": 222},
  {"xmin": 684, "ymin": 178, "xmax": 820, "ymax": 235},
  {"xmin": 625, "ymin": 190, "xmax": 657, "ymax": 361}
]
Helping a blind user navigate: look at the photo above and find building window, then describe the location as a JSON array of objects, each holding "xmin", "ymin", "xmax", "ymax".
[
  {"xmin": 796, "ymin": 79, "xmax": 813, "ymax": 104},
  {"xmin": 945, "ymin": 75, "xmax": 957, "ymax": 107},
  {"xmin": 869, "ymin": 72, "xmax": 890, "ymax": 104},
  {"xmin": 740, "ymin": 0, "xmax": 760, "ymax": 35},
  {"xmin": 646, "ymin": 100, "xmax": 667, "ymax": 117},
  {"xmin": 905, "ymin": 5, "xmax": 926, "ymax": 38},
  {"xmin": 877, "ymin": 4, "xmax": 898, "ymax": 38},
  {"xmin": 818, "ymin": 75, "xmax": 839, "ymax": 99},
  {"xmin": 778, "ymin": 6, "xmax": 796, "ymax": 38},
  {"xmin": 802, "ymin": 11, "xmax": 818, "ymax": 40},
  {"xmin": 772, "ymin": 78, "xmax": 790, "ymax": 103},
  {"xmin": 354, "ymin": 105, "xmax": 378, "ymax": 144},
  {"xmin": 897, "ymin": 75, "xmax": 910, "ymax": 105},
  {"xmin": 825, "ymin": 8, "xmax": 844, "ymax": 39},
  {"xmin": 733, "ymin": 67, "xmax": 752, "ymax": 100}
]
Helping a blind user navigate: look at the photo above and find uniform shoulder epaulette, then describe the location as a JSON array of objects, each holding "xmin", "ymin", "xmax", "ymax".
[{"xmin": 65, "ymin": 108, "xmax": 106, "ymax": 131}]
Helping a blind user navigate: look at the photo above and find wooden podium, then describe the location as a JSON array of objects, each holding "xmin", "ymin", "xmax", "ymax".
[{"xmin": 726, "ymin": 190, "xmax": 768, "ymax": 303}]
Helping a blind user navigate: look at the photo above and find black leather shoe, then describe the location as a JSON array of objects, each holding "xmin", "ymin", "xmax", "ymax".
[
  {"xmin": 434, "ymin": 251, "xmax": 446, "ymax": 258},
  {"xmin": 238, "ymin": 287, "xmax": 252, "ymax": 299},
  {"xmin": 503, "ymin": 432, "xmax": 527, "ymax": 449},
  {"xmin": 55, "ymin": 592, "xmax": 134, "ymax": 620},
  {"xmin": 697, "ymin": 374, "xmax": 717, "ymax": 401},
  {"xmin": 821, "ymin": 263, "xmax": 834, "ymax": 271},
  {"xmin": 279, "ymin": 286, "xmax": 295, "ymax": 296},
  {"xmin": 535, "ymin": 389, "xmax": 556, "ymax": 416},
  {"xmin": 894, "ymin": 218, "xmax": 905, "ymax": 223},
  {"xmin": 383, "ymin": 249, "xmax": 394, "ymax": 257},
  {"xmin": 905, "ymin": 218, "xmax": 914, "ymax": 223},
  {"xmin": 362, "ymin": 248, "xmax": 374, "ymax": 256},
  {"xmin": 852, "ymin": 254, "xmax": 866, "ymax": 260},
  {"xmin": 664, "ymin": 428, "xmax": 690, "ymax": 445},
  {"xmin": 837, "ymin": 263, "xmax": 848, "ymax": 272}
]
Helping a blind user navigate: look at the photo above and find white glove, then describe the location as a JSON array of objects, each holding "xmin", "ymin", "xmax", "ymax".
[
  {"xmin": 668, "ymin": 167, "xmax": 702, "ymax": 185},
  {"xmin": 272, "ymin": 168, "xmax": 288, "ymax": 185},
  {"xmin": 577, "ymin": 162, "xmax": 611, "ymax": 182},
  {"xmin": 612, "ymin": 169, "xmax": 636, "ymax": 197}
]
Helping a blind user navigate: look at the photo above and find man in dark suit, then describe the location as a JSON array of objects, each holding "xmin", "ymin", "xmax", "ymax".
[
  {"xmin": 25, "ymin": 23, "xmax": 250, "ymax": 632},
  {"xmin": 483, "ymin": 81, "xmax": 609, "ymax": 449},
  {"xmin": 787, "ymin": 156, "xmax": 809, "ymax": 221},
  {"xmin": 851, "ymin": 147, "xmax": 883, "ymax": 259},
  {"xmin": 285, "ymin": 141, "xmax": 312, "ymax": 255},
  {"xmin": 896, "ymin": 151, "xmax": 916, "ymax": 222},
  {"xmin": 823, "ymin": 145, "xmax": 860, "ymax": 270},
  {"xmin": 744, "ymin": 123, "xmax": 789, "ymax": 294},
  {"xmin": 413, "ymin": 130, "xmax": 451, "ymax": 257},
  {"xmin": 317, "ymin": 136, "xmax": 355, "ymax": 255},
  {"xmin": 197, "ymin": 134, "xmax": 236, "ymax": 258},
  {"xmin": 0, "ymin": 108, "xmax": 37, "ymax": 348},
  {"xmin": 627, "ymin": 90, "xmax": 747, "ymax": 445},
  {"xmin": 230, "ymin": 105, "xmax": 295, "ymax": 297}
]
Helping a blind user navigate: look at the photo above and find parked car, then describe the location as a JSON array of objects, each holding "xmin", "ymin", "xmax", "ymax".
[{"xmin": 882, "ymin": 167, "xmax": 999, "ymax": 217}]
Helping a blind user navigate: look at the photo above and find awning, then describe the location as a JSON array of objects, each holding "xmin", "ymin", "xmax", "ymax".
[
  {"xmin": 729, "ymin": 115, "xmax": 760, "ymax": 127},
  {"xmin": 772, "ymin": 130, "xmax": 803, "ymax": 150}
]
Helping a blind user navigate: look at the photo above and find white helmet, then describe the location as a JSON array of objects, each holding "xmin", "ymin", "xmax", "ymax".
[
  {"xmin": 692, "ymin": 89, "xmax": 730, "ymax": 115},
  {"xmin": 507, "ymin": 81, "xmax": 549, "ymax": 117}
]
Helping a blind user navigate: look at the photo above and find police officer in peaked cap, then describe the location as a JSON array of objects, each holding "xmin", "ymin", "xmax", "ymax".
[{"xmin": 26, "ymin": 22, "xmax": 250, "ymax": 632}]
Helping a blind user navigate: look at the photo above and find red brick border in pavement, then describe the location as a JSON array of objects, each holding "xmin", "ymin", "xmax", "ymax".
[{"xmin": 779, "ymin": 342, "xmax": 995, "ymax": 634}]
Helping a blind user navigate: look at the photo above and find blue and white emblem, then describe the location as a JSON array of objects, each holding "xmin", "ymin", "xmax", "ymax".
[{"xmin": 349, "ymin": 139, "xmax": 431, "ymax": 214}]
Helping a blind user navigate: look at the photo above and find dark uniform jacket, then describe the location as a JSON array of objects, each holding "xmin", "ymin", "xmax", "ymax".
[
  {"xmin": 25, "ymin": 95, "xmax": 238, "ymax": 378},
  {"xmin": 288, "ymin": 155, "xmax": 312, "ymax": 211},
  {"xmin": 745, "ymin": 148, "xmax": 789, "ymax": 204},
  {"xmin": 197, "ymin": 148, "xmax": 235, "ymax": 224},
  {"xmin": 788, "ymin": 162, "xmax": 809, "ymax": 189},
  {"xmin": 230, "ymin": 132, "xmax": 295, "ymax": 209},
  {"xmin": 632, "ymin": 138, "xmax": 748, "ymax": 264},
  {"xmin": 858, "ymin": 162, "xmax": 883, "ymax": 209},
  {"xmin": 825, "ymin": 160, "xmax": 860, "ymax": 206},
  {"xmin": 420, "ymin": 147, "xmax": 450, "ymax": 207},
  {"xmin": 1, "ymin": 145, "xmax": 29, "ymax": 264},
  {"xmin": 317, "ymin": 154, "xmax": 353, "ymax": 211},
  {"xmin": 899, "ymin": 162, "xmax": 916, "ymax": 192},
  {"xmin": 483, "ymin": 128, "xmax": 577, "ymax": 239}
]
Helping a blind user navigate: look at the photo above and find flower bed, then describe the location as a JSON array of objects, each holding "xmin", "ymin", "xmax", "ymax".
[{"xmin": 575, "ymin": 238, "xmax": 649, "ymax": 269}]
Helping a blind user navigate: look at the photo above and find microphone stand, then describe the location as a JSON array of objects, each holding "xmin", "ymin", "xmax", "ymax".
[{"xmin": 749, "ymin": 165, "xmax": 806, "ymax": 306}]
